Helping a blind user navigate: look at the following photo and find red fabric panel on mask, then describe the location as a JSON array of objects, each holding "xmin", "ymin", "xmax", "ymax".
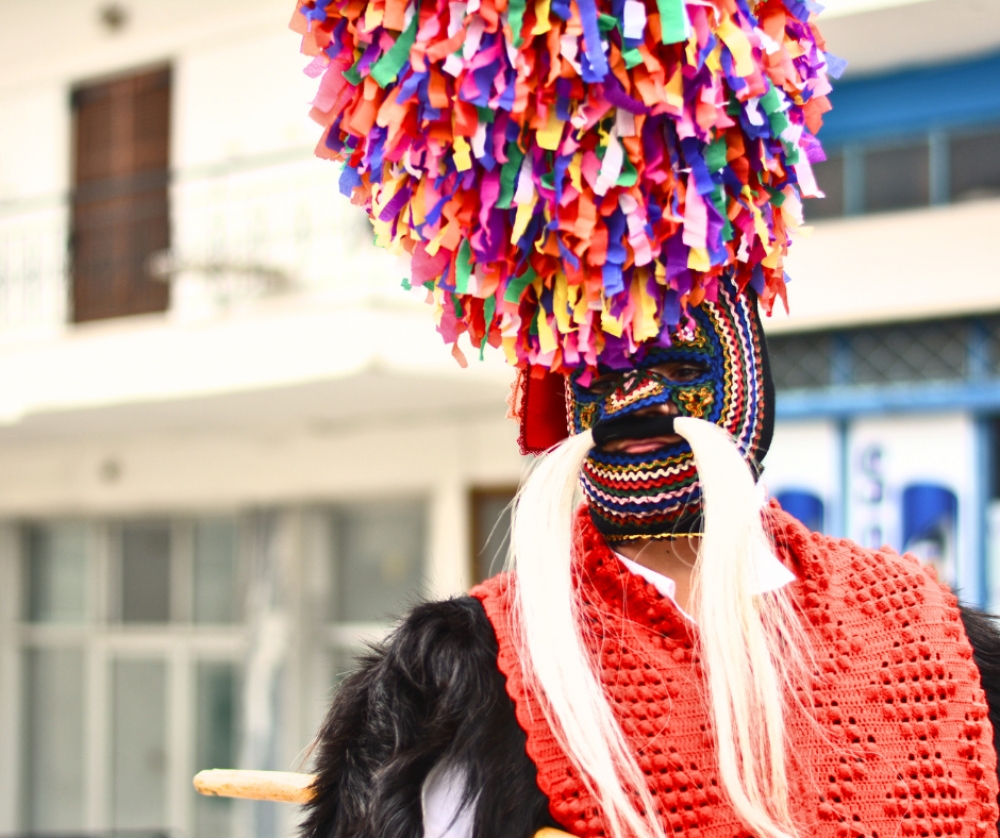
[{"xmin": 517, "ymin": 367, "xmax": 569, "ymax": 455}]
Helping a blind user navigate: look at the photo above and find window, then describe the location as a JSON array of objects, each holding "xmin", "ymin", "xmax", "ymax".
[
  {"xmin": 109, "ymin": 517, "xmax": 240, "ymax": 625},
  {"xmin": 864, "ymin": 140, "xmax": 930, "ymax": 213},
  {"xmin": 951, "ymin": 127, "xmax": 1000, "ymax": 203},
  {"xmin": 322, "ymin": 500, "xmax": 428, "ymax": 687},
  {"xmin": 329, "ymin": 501, "xmax": 426, "ymax": 624},
  {"xmin": 766, "ymin": 332, "xmax": 834, "ymax": 391},
  {"xmin": 23, "ymin": 522, "xmax": 90, "ymax": 623},
  {"xmin": 71, "ymin": 67, "xmax": 171, "ymax": 322},
  {"xmin": 767, "ymin": 316, "xmax": 1000, "ymax": 392},
  {"xmin": 17, "ymin": 515, "xmax": 243, "ymax": 838},
  {"xmin": 112, "ymin": 658, "xmax": 168, "ymax": 830},
  {"xmin": 21, "ymin": 648, "xmax": 87, "ymax": 831},
  {"xmin": 194, "ymin": 662, "xmax": 240, "ymax": 837},
  {"xmin": 987, "ymin": 418, "xmax": 1000, "ymax": 612},
  {"xmin": 119, "ymin": 520, "xmax": 172, "ymax": 622},
  {"xmin": 11, "ymin": 504, "xmax": 431, "ymax": 836},
  {"xmin": 805, "ymin": 124, "xmax": 1000, "ymax": 220},
  {"xmin": 193, "ymin": 518, "xmax": 240, "ymax": 624},
  {"xmin": 804, "ymin": 152, "xmax": 845, "ymax": 221},
  {"xmin": 19, "ymin": 524, "xmax": 92, "ymax": 830},
  {"xmin": 850, "ymin": 321, "xmax": 966, "ymax": 385},
  {"xmin": 470, "ymin": 487, "xmax": 517, "ymax": 584}
]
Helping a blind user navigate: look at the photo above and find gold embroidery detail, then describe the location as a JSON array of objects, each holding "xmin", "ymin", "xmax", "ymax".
[
  {"xmin": 676, "ymin": 387, "xmax": 714, "ymax": 419},
  {"xmin": 577, "ymin": 402, "xmax": 598, "ymax": 431},
  {"xmin": 606, "ymin": 531, "xmax": 703, "ymax": 541}
]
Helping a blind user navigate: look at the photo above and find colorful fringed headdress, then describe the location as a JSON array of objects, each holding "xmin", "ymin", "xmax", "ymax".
[{"xmin": 290, "ymin": 0, "xmax": 836, "ymax": 445}]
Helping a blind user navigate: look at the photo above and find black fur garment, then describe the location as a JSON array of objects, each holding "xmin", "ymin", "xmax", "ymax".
[
  {"xmin": 960, "ymin": 605, "xmax": 1000, "ymax": 767},
  {"xmin": 300, "ymin": 596, "xmax": 556, "ymax": 838},
  {"xmin": 301, "ymin": 598, "xmax": 1000, "ymax": 838}
]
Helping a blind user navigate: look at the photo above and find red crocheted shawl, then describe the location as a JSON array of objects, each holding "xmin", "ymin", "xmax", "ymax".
[{"xmin": 470, "ymin": 505, "xmax": 1000, "ymax": 838}]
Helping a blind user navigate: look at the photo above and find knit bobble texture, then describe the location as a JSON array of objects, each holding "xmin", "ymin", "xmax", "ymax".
[{"xmin": 472, "ymin": 505, "xmax": 1000, "ymax": 838}]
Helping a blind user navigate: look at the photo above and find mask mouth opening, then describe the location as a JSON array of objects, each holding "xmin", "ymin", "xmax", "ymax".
[{"xmin": 592, "ymin": 413, "xmax": 677, "ymax": 449}]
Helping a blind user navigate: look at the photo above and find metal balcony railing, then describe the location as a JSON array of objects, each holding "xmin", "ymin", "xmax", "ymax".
[
  {"xmin": 0, "ymin": 151, "xmax": 402, "ymax": 339},
  {"xmin": 0, "ymin": 200, "xmax": 70, "ymax": 337}
]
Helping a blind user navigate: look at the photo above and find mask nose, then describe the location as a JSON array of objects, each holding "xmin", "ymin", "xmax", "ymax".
[{"xmin": 604, "ymin": 371, "xmax": 668, "ymax": 417}]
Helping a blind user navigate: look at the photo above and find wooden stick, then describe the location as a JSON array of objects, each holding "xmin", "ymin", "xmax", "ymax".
[
  {"xmin": 193, "ymin": 769, "xmax": 577, "ymax": 837},
  {"xmin": 193, "ymin": 769, "xmax": 317, "ymax": 804}
]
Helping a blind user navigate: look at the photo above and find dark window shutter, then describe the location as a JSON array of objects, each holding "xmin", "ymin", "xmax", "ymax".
[
  {"xmin": 470, "ymin": 487, "xmax": 518, "ymax": 583},
  {"xmin": 71, "ymin": 67, "xmax": 171, "ymax": 323}
]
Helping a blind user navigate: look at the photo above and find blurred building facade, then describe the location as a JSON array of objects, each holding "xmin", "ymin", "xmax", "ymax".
[
  {"xmin": 762, "ymin": 0, "xmax": 1000, "ymax": 613},
  {"xmin": 0, "ymin": 1, "xmax": 999, "ymax": 837},
  {"xmin": 0, "ymin": 3, "xmax": 522, "ymax": 837}
]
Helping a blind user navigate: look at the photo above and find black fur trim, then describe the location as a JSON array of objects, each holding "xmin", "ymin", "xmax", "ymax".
[
  {"xmin": 960, "ymin": 605, "xmax": 1000, "ymax": 793},
  {"xmin": 752, "ymin": 293, "xmax": 775, "ymax": 471},
  {"xmin": 300, "ymin": 596, "xmax": 555, "ymax": 838}
]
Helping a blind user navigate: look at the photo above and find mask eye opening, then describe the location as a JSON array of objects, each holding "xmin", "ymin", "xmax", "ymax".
[
  {"xmin": 647, "ymin": 358, "xmax": 711, "ymax": 386},
  {"xmin": 576, "ymin": 371, "xmax": 626, "ymax": 397}
]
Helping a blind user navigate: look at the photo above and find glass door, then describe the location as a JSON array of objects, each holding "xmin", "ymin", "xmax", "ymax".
[
  {"xmin": 16, "ymin": 515, "xmax": 244, "ymax": 838},
  {"xmin": 111, "ymin": 657, "xmax": 169, "ymax": 833}
]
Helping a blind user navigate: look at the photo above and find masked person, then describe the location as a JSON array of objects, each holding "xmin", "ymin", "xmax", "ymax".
[{"xmin": 289, "ymin": 0, "xmax": 1000, "ymax": 836}]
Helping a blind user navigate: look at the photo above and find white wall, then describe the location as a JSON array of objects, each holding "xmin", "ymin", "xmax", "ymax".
[
  {"xmin": 174, "ymin": 29, "xmax": 317, "ymax": 169},
  {"xmin": 763, "ymin": 419, "xmax": 841, "ymax": 531},
  {"xmin": 0, "ymin": 1, "xmax": 297, "ymax": 96},
  {"xmin": 0, "ymin": 83, "xmax": 70, "ymax": 336},
  {"xmin": 0, "ymin": 85, "xmax": 68, "ymax": 200},
  {"xmin": 0, "ymin": 2, "xmax": 315, "ymax": 195},
  {"xmin": 0, "ymin": 413, "xmax": 524, "ymax": 589},
  {"xmin": 771, "ymin": 198, "xmax": 1000, "ymax": 333},
  {"xmin": 820, "ymin": 0, "xmax": 1000, "ymax": 77},
  {"xmin": 846, "ymin": 413, "xmax": 977, "ymax": 591}
]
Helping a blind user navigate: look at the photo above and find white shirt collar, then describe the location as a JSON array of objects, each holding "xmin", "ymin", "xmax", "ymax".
[{"xmin": 614, "ymin": 549, "xmax": 796, "ymax": 625}]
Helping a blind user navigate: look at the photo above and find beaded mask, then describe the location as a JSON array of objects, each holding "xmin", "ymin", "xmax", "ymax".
[{"xmin": 567, "ymin": 279, "xmax": 774, "ymax": 541}]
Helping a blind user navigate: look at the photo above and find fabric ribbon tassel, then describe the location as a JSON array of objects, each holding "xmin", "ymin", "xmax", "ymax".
[{"xmin": 291, "ymin": 0, "xmax": 835, "ymax": 375}]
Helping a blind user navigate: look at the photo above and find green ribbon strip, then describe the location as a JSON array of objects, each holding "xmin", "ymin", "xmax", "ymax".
[
  {"xmin": 343, "ymin": 61, "xmax": 364, "ymax": 86},
  {"xmin": 657, "ymin": 0, "xmax": 687, "ymax": 44},
  {"xmin": 455, "ymin": 240, "xmax": 473, "ymax": 294},
  {"xmin": 764, "ymin": 185, "xmax": 787, "ymax": 207},
  {"xmin": 480, "ymin": 296, "xmax": 497, "ymax": 359},
  {"xmin": 709, "ymin": 185, "xmax": 733, "ymax": 242},
  {"xmin": 509, "ymin": 0, "xmax": 527, "ymax": 47},
  {"xmin": 529, "ymin": 307, "xmax": 540, "ymax": 336},
  {"xmin": 497, "ymin": 142, "xmax": 526, "ymax": 210},
  {"xmin": 705, "ymin": 137, "xmax": 728, "ymax": 174},
  {"xmin": 504, "ymin": 266, "xmax": 537, "ymax": 304},
  {"xmin": 758, "ymin": 83, "xmax": 791, "ymax": 140},
  {"xmin": 622, "ymin": 47, "xmax": 644, "ymax": 69},
  {"xmin": 759, "ymin": 84, "xmax": 782, "ymax": 115},
  {"xmin": 370, "ymin": 14, "xmax": 419, "ymax": 88},
  {"xmin": 540, "ymin": 153, "xmax": 557, "ymax": 192},
  {"xmin": 769, "ymin": 110, "xmax": 791, "ymax": 140},
  {"xmin": 617, "ymin": 155, "xmax": 638, "ymax": 187}
]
